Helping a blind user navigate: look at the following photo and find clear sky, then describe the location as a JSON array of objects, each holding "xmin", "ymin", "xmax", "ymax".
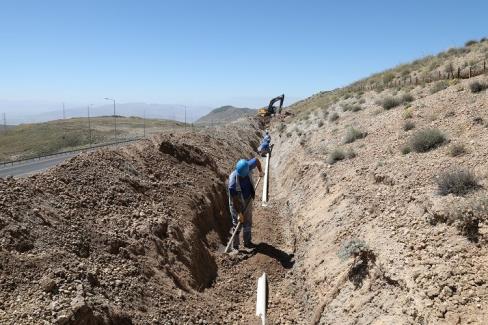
[{"xmin": 1, "ymin": 0, "xmax": 487, "ymax": 109}]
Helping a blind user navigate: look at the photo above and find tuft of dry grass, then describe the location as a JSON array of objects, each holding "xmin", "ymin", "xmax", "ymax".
[
  {"xmin": 410, "ymin": 128, "xmax": 446, "ymax": 152},
  {"xmin": 448, "ymin": 143, "xmax": 466, "ymax": 157},
  {"xmin": 437, "ymin": 168, "xmax": 478, "ymax": 196},
  {"xmin": 344, "ymin": 127, "xmax": 367, "ymax": 144}
]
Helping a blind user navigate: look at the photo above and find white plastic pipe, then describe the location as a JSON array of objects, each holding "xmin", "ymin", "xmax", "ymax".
[
  {"xmin": 256, "ymin": 272, "xmax": 267, "ymax": 324},
  {"xmin": 262, "ymin": 153, "xmax": 269, "ymax": 205}
]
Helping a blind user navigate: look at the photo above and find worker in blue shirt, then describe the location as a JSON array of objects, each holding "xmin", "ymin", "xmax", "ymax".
[
  {"xmin": 257, "ymin": 130, "xmax": 272, "ymax": 156},
  {"xmin": 228, "ymin": 158, "xmax": 264, "ymax": 250},
  {"xmin": 263, "ymin": 130, "xmax": 271, "ymax": 143}
]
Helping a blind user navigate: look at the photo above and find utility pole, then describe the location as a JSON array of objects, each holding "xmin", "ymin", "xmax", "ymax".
[
  {"xmin": 104, "ymin": 98, "xmax": 116, "ymax": 141},
  {"xmin": 88, "ymin": 105, "xmax": 92, "ymax": 147}
]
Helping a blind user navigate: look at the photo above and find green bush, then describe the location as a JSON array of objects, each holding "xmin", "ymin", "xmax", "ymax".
[
  {"xmin": 351, "ymin": 105, "xmax": 362, "ymax": 112},
  {"xmin": 403, "ymin": 120, "xmax": 415, "ymax": 131},
  {"xmin": 437, "ymin": 169, "xmax": 478, "ymax": 196},
  {"xmin": 430, "ymin": 81, "xmax": 449, "ymax": 94},
  {"xmin": 381, "ymin": 96, "xmax": 401, "ymax": 110},
  {"xmin": 327, "ymin": 148, "xmax": 346, "ymax": 164},
  {"xmin": 410, "ymin": 128, "xmax": 446, "ymax": 152},
  {"xmin": 344, "ymin": 127, "xmax": 367, "ymax": 144},
  {"xmin": 448, "ymin": 143, "xmax": 466, "ymax": 157},
  {"xmin": 403, "ymin": 107, "xmax": 413, "ymax": 119},
  {"xmin": 400, "ymin": 93, "xmax": 414, "ymax": 103},
  {"xmin": 465, "ymin": 40, "xmax": 478, "ymax": 47}
]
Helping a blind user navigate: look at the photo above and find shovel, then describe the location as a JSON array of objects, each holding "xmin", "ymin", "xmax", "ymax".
[{"xmin": 224, "ymin": 177, "xmax": 261, "ymax": 253}]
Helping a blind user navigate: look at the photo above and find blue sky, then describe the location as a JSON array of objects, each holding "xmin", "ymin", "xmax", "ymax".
[{"xmin": 0, "ymin": 0, "xmax": 487, "ymax": 109}]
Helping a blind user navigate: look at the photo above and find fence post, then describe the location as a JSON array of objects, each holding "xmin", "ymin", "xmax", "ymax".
[
  {"xmin": 484, "ymin": 61, "xmax": 486, "ymax": 73},
  {"xmin": 469, "ymin": 67, "xmax": 472, "ymax": 78},
  {"xmin": 457, "ymin": 67, "xmax": 460, "ymax": 79}
]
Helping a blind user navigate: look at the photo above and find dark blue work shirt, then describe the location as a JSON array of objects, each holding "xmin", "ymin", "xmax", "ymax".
[{"xmin": 228, "ymin": 158, "xmax": 257, "ymax": 199}]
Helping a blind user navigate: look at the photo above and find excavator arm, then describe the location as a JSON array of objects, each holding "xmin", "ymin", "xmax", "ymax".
[{"xmin": 267, "ymin": 94, "xmax": 285, "ymax": 114}]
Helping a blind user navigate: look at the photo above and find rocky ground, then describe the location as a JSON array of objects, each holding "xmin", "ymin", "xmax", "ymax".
[{"xmin": 269, "ymin": 73, "xmax": 488, "ymax": 324}]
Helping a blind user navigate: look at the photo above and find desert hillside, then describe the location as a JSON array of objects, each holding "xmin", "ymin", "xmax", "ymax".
[
  {"xmin": 195, "ymin": 105, "xmax": 256, "ymax": 125},
  {"xmin": 269, "ymin": 38, "xmax": 488, "ymax": 324}
]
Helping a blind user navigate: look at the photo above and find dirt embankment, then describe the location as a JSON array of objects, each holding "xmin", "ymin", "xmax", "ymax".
[
  {"xmin": 0, "ymin": 118, "xmax": 268, "ymax": 324},
  {"xmin": 270, "ymin": 75, "xmax": 488, "ymax": 324}
]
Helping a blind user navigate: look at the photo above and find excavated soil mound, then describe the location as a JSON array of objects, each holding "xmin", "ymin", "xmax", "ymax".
[{"xmin": 0, "ymin": 118, "xmax": 269, "ymax": 324}]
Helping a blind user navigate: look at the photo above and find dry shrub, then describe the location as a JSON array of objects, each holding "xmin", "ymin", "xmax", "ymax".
[
  {"xmin": 329, "ymin": 112, "xmax": 339, "ymax": 122},
  {"xmin": 469, "ymin": 81, "xmax": 487, "ymax": 93},
  {"xmin": 430, "ymin": 80, "xmax": 449, "ymax": 94},
  {"xmin": 437, "ymin": 168, "xmax": 478, "ymax": 196},
  {"xmin": 410, "ymin": 128, "xmax": 446, "ymax": 152},
  {"xmin": 380, "ymin": 96, "xmax": 400, "ymax": 110},
  {"xmin": 447, "ymin": 197, "xmax": 488, "ymax": 242},
  {"xmin": 403, "ymin": 121, "xmax": 415, "ymax": 131},
  {"xmin": 344, "ymin": 127, "xmax": 367, "ymax": 144},
  {"xmin": 327, "ymin": 148, "xmax": 345, "ymax": 164},
  {"xmin": 448, "ymin": 143, "xmax": 466, "ymax": 157}
]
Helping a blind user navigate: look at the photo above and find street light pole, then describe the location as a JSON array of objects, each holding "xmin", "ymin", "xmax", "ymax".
[
  {"xmin": 88, "ymin": 105, "xmax": 92, "ymax": 147},
  {"xmin": 104, "ymin": 98, "xmax": 116, "ymax": 141},
  {"xmin": 2, "ymin": 112, "xmax": 6, "ymax": 133}
]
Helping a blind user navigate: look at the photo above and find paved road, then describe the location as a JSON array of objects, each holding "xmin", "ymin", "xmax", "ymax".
[
  {"xmin": 0, "ymin": 139, "xmax": 143, "ymax": 178},
  {"xmin": 0, "ymin": 153, "xmax": 79, "ymax": 178}
]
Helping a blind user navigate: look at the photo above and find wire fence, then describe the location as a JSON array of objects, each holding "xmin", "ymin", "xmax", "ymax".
[
  {"xmin": 0, "ymin": 112, "xmax": 189, "ymax": 165},
  {"xmin": 0, "ymin": 138, "xmax": 142, "ymax": 168},
  {"xmin": 352, "ymin": 59, "xmax": 488, "ymax": 92}
]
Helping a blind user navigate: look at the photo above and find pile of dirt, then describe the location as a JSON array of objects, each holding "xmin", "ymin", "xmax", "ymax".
[
  {"xmin": 0, "ymin": 117, "xmax": 274, "ymax": 324},
  {"xmin": 270, "ymin": 73, "xmax": 488, "ymax": 323}
]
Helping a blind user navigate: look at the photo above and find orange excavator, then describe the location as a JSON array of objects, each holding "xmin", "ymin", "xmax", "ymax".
[{"xmin": 257, "ymin": 94, "xmax": 285, "ymax": 117}]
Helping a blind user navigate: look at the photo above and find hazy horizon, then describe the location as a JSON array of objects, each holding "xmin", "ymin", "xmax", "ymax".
[{"xmin": 1, "ymin": 1, "xmax": 486, "ymax": 119}]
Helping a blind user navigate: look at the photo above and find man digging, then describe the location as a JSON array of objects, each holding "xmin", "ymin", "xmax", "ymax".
[{"xmin": 228, "ymin": 158, "xmax": 264, "ymax": 252}]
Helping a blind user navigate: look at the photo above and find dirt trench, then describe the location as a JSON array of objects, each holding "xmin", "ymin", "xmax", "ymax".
[
  {"xmin": 0, "ymin": 118, "xmax": 316, "ymax": 325},
  {"xmin": 189, "ymin": 159, "xmax": 304, "ymax": 324}
]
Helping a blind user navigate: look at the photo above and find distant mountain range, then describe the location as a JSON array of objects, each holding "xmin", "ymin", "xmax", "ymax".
[
  {"xmin": 195, "ymin": 105, "xmax": 257, "ymax": 124},
  {"xmin": 0, "ymin": 101, "xmax": 211, "ymax": 125}
]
